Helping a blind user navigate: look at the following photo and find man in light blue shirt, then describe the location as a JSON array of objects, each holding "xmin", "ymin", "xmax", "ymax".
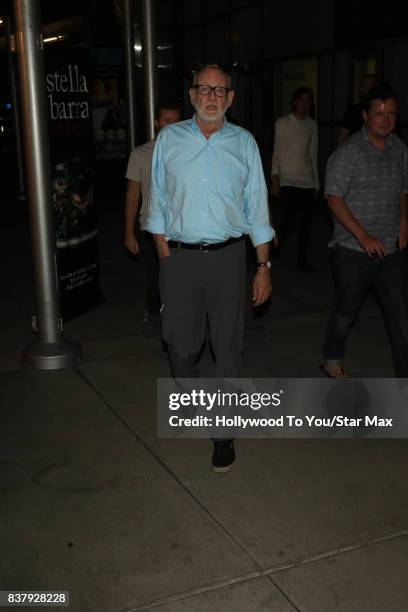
[{"xmin": 145, "ymin": 65, "xmax": 274, "ymax": 472}]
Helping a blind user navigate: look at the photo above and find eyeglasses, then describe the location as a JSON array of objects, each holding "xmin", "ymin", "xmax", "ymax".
[{"xmin": 193, "ymin": 84, "xmax": 231, "ymax": 97}]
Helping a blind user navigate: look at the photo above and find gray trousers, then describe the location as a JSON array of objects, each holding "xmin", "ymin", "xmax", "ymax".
[{"xmin": 159, "ymin": 240, "xmax": 246, "ymax": 378}]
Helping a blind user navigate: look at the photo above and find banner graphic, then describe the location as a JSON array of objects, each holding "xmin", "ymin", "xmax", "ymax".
[{"xmin": 45, "ymin": 46, "xmax": 104, "ymax": 320}]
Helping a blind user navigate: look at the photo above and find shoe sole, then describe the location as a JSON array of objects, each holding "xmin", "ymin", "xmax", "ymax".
[{"xmin": 212, "ymin": 459, "xmax": 236, "ymax": 473}]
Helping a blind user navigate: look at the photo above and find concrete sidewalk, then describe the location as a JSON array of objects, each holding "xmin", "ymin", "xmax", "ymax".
[{"xmin": 1, "ymin": 196, "xmax": 407, "ymax": 611}]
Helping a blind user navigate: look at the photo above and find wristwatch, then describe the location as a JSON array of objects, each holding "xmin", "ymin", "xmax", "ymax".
[{"xmin": 256, "ymin": 261, "xmax": 271, "ymax": 269}]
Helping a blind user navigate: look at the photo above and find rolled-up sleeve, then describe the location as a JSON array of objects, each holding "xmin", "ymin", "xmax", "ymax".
[
  {"xmin": 244, "ymin": 137, "xmax": 275, "ymax": 247},
  {"xmin": 145, "ymin": 130, "xmax": 167, "ymax": 234}
]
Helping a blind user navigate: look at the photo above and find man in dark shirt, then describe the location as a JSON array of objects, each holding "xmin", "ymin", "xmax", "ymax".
[{"xmin": 337, "ymin": 73, "xmax": 376, "ymax": 146}]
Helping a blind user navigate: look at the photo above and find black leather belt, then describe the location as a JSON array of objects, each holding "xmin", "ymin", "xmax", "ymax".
[{"xmin": 168, "ymin": 236, "xmax": 244, "ymax": 251}]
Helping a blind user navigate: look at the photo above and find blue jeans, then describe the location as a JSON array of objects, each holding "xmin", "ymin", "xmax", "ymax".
[{"xmin": 323, "ymin": 246, "xmax": 408, "ymax": 377}]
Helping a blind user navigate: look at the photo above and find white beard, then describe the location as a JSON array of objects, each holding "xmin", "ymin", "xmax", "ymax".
[{"xmin": 193, "ymin": 105, "xmax": 226, "ymax": 124}]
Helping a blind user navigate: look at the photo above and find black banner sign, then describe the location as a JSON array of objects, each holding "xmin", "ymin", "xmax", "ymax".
[{"xmin": 45, "ymin": 46, "xmax": 104, "ymax": 320}]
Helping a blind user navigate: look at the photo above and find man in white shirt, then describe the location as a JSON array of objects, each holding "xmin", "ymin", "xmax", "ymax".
[
  {"xmin": 124, "ymin": 103, "xmax": 181, "ymax": 337},
  {"xmin": 271, "ymin": 86, "xmax": 319, "ymax": 271}
]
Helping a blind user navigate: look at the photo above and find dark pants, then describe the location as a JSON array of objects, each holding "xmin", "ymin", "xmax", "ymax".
[
  {"xmin": 138, "ymin": 230, "xmax": 161, "ymax": 315},
  {"xmin": 159, "ymin": 240, "xmax": 246, "ymax": 379},
  {"xmin": 323, "ymin": 246, "xmax": 408, "ymax": 377},
  {"xmin": 279, "ymin": 186, "xmax": 315, "ymax": 266}
]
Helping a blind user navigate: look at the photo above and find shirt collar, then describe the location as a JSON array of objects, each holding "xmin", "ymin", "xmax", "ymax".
[
  {"xmin": 361, "ymin": 125, "xmax": 395, "ymax": 150},
  {"xmin": 191, "ymin": 114, "xmax": 229, "ymax": 137},
  {"xmin": 290, "ymin": 113, "xmax": 307, "ymax": 121}
]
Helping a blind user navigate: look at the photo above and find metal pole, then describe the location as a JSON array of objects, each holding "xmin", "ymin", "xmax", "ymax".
[
  {"xmin": 5, "ymin": 15, "xmax": 26, "ymax": 201},
  {"xmin": 123, "ymin": 0, "xmax": 137, "ymax": 152},
  {"xmin": 13, "ymin": 0, "xmax": 81, "ymax": 369},
  {"xmin": 141, "ymin": 0, "xmax": 157, "ymax": 140}
]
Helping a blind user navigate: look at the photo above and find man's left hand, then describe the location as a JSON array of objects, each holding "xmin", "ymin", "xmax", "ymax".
[{"xmin": 252, "ymin": 269, "xmax": 272, "ymax": 306}]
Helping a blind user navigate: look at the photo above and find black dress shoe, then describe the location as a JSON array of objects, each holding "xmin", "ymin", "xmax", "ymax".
[{"xmin": 212, "ymin": 440, "xmax": 235, "ymax": 473}]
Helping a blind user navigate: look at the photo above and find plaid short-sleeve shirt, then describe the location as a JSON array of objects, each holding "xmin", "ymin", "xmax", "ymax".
[{"xmin": 325, "ymin": 127, "xmax": 408, "ymax": 253}]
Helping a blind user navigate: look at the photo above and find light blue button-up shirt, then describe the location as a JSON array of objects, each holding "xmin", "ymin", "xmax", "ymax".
[{"xmin": 145, "ymin": 116, "xmax": 274, "ymax": 247}]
